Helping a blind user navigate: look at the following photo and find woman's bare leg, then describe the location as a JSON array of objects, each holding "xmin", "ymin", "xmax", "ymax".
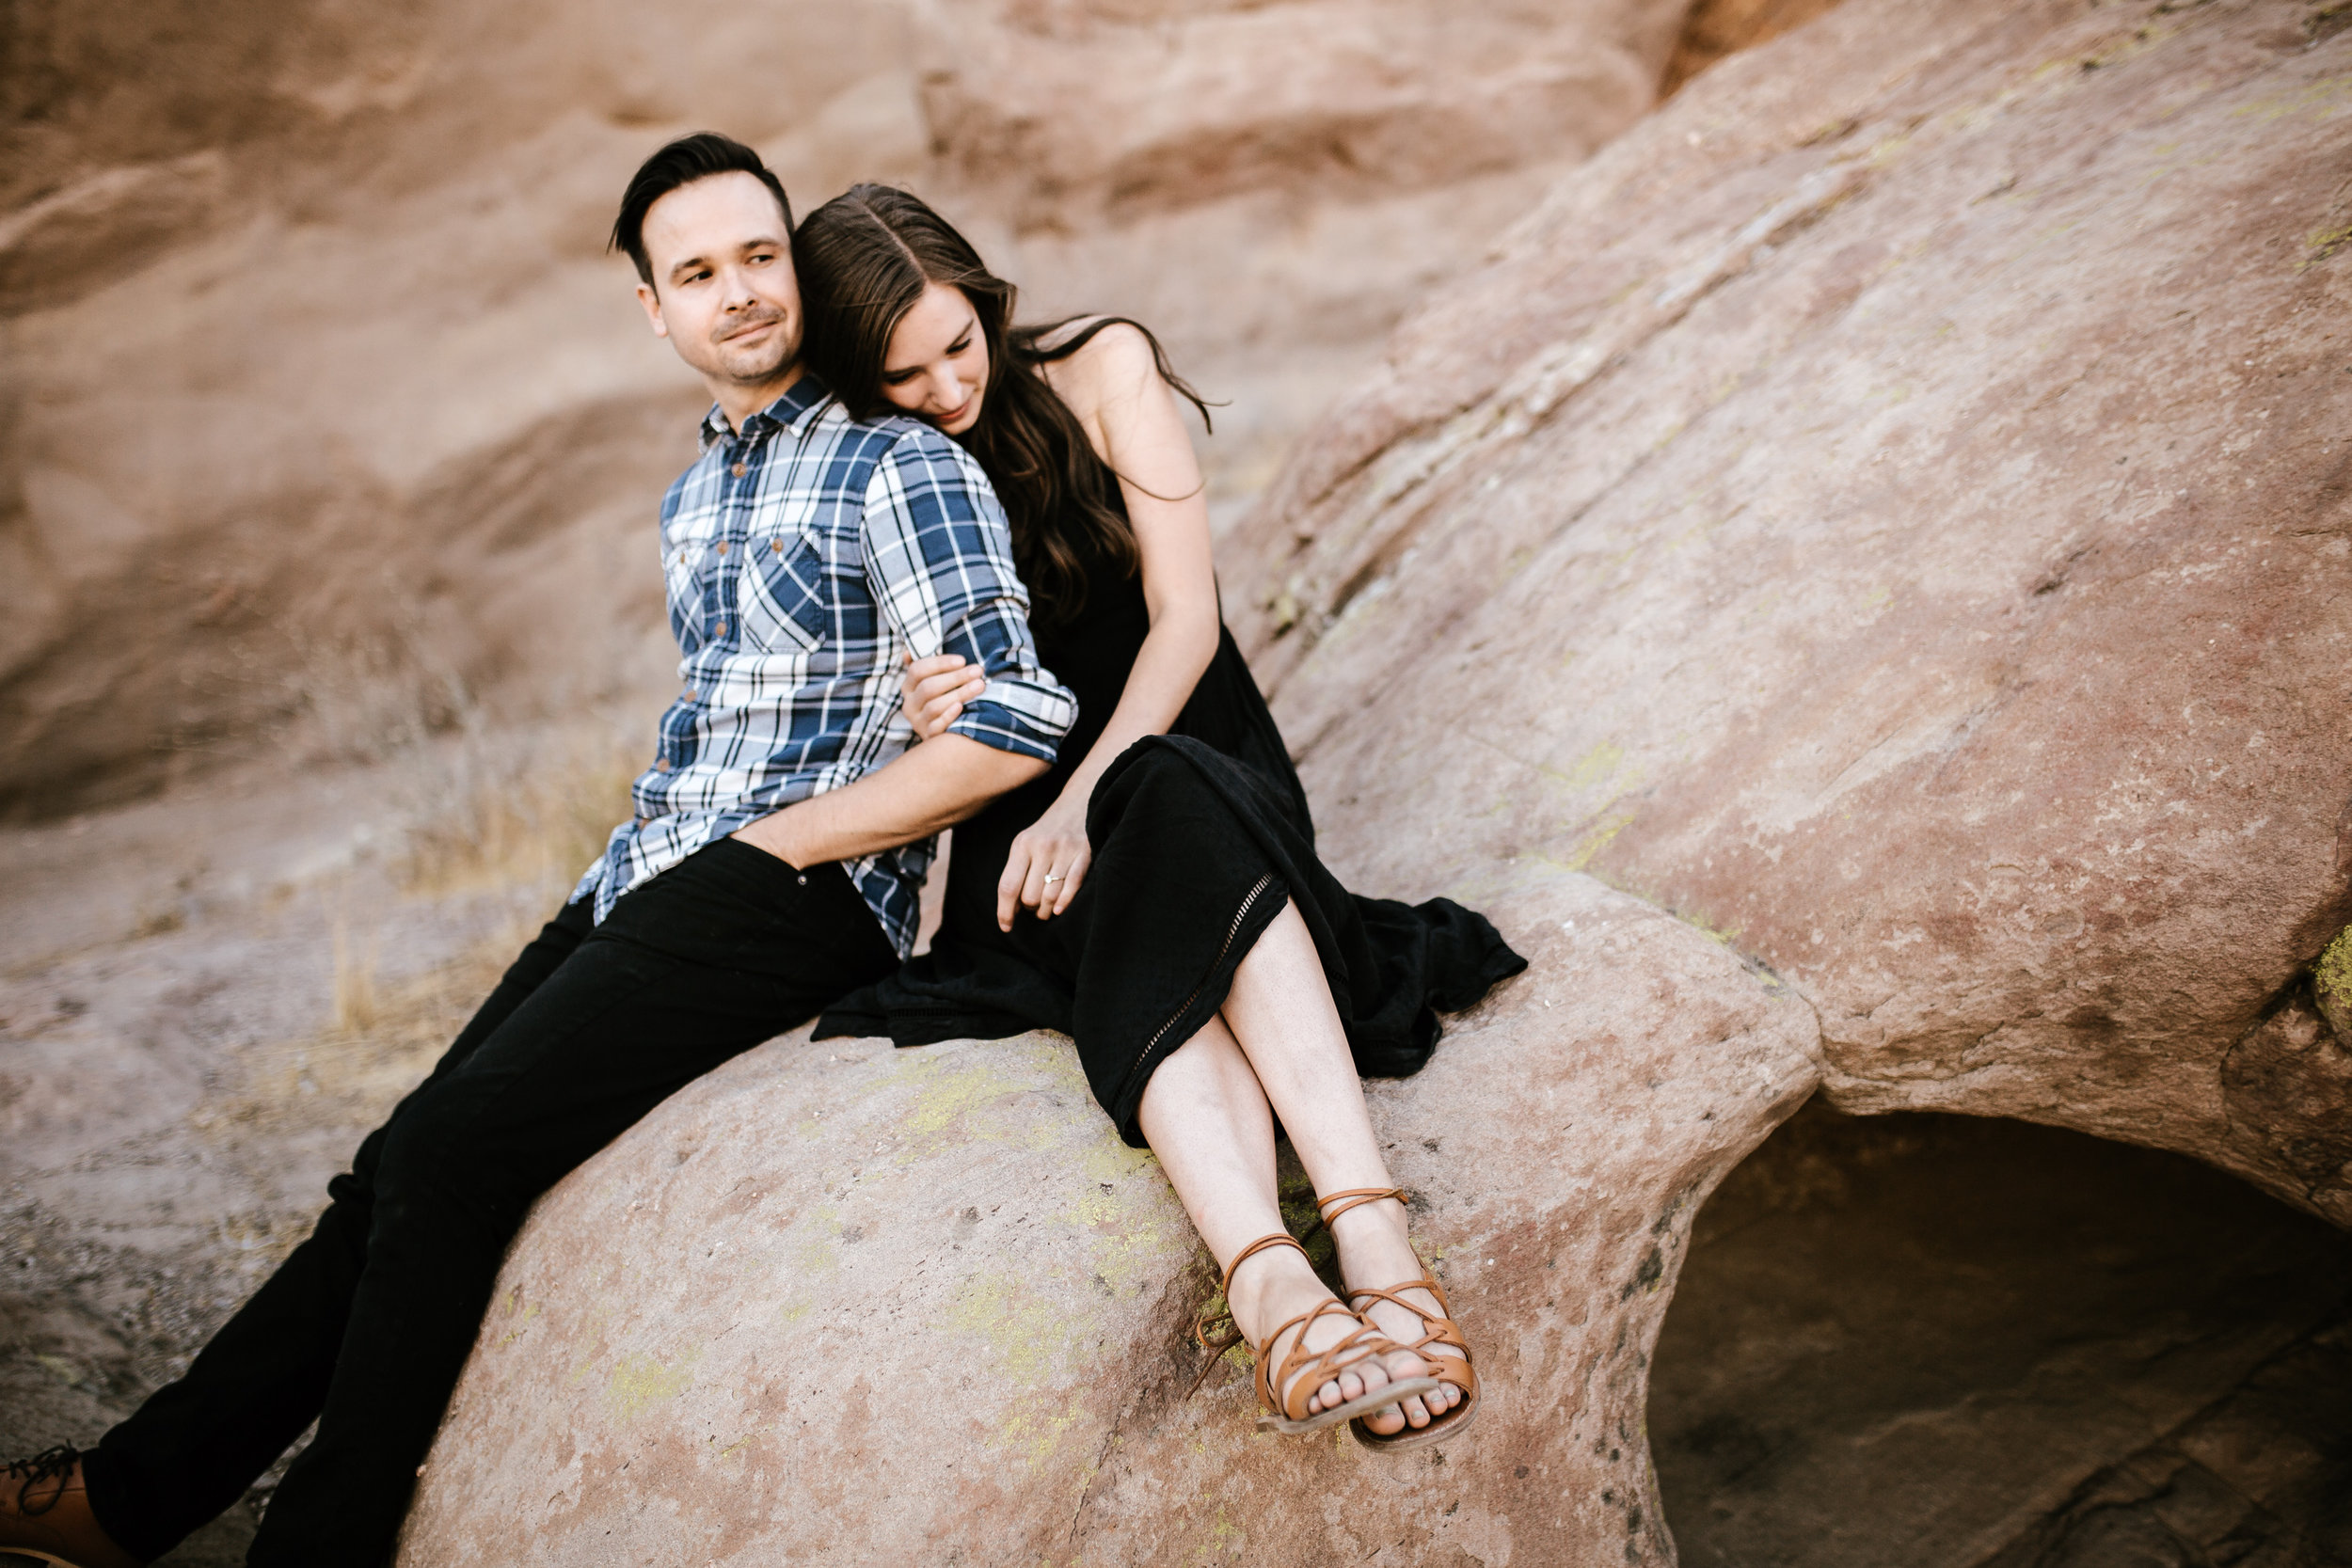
[
  {"xmin": 1216, "ymin": 900, "xmax": 1467, "ymax": 1429},
  {"xmin": 1137, "ymin": 1017, "xmax": 1421, "ymax": 1434}
]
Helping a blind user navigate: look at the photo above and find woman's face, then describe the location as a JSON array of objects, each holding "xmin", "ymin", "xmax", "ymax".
[{"xmin": 881, "ymin": 281, "xmax": 988, "ymax": 435}]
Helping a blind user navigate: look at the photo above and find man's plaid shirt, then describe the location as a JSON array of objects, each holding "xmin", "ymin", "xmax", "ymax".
[{"xmin": 574, "ymin": 374, "xmax": 1075, "ymax": 954}]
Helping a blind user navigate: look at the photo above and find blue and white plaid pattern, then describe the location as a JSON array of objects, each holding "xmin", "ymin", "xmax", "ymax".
[{"xmin": 574, "ymin": 375, "xmax": 1075, "ymax": 955}]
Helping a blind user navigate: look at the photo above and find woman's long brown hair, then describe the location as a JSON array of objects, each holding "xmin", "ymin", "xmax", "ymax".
[{"xmin": 794, "ymin": 183, "xmax": 1213, "ymax": 626}]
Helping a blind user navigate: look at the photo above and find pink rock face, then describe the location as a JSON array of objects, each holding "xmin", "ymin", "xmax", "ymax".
[
  {"xmin": 398, "ymin": 872, "xmax": 1819, "ymax": 1566},
  {"xmin": 919, "ymin": 0, "xmax": 1678, "ymax": 224},
  {"xmin": 386, "ymin": 0, "xmax": 2351, "ymax": 1560},
  {"xmin": 1223, "ymin": 0, "xmax": 2352, "ymax": 1222},
  {"xmin": 0, "ymin": 0, "xmax": 1686, "ymax": 818}
]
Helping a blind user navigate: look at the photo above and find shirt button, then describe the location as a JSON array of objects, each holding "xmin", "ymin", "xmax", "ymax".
[
  {"xmin": 714, "ymin": 619, "xmax": 729, "ymax": 637},
  {"xmin": 655, "ymin": 758, "xmax": 672, "ymax": 772},
  {"xmin": 681, "ymin": 689, "xmax": 697, "ymax": 702},
  {"xmin": 770, "ymin": 538, "xmax": 783, "ymax": 553},
  {"xmin": 716, "ymin": 542, "xmax": 729, "ymax": 557},
  {"xmin": 731, "ymin": 462, "xmax": 747, "ymax": 478}
]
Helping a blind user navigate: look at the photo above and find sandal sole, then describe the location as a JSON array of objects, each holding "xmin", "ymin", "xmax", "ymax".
[
  {"xmin": 1351, "ymin": 1393, "xmax": 1480, "ymax": 1451},
  {"xmin": 1256, "ymin": 1374, "xmax": 1442, "ymax": 1435}
]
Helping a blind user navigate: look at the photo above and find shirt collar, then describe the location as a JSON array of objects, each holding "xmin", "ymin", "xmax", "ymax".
[{"xmin": 697, "ymin": 372, "xmax": 834, "ymax": 451}]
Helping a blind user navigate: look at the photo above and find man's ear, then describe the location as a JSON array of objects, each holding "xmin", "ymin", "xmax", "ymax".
[{"xmin": 636, "ymin": 281, "xmax": 669, "ymax": 340}]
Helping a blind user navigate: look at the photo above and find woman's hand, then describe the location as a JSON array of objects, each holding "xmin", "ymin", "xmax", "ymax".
[
  {"xmin": 901, "ymin": 653, "xmax": 988, "ymax": 740},
  {"xmin": 997, "ymin": 792, "xmax": 1092, "ymax": 929}
]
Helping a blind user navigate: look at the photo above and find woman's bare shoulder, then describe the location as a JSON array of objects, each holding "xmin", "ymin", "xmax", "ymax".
[{"xmin": 1038, "ymin": 318, "xmax": 1160, "ymax": 411}]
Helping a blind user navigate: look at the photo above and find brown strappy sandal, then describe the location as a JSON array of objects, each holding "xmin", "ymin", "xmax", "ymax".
[
  {"xmin": 1316, "ymin": 1188, "xmax": 1481, "ymax": 1450},
  {"xmin": 1192, "ymin": 1232, "xmax": 1441, "ymax": 1435}
]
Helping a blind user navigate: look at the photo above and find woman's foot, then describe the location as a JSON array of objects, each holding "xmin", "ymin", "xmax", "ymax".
[
  {"xmin": 1324, "ymin": 1195, "xmax": 1471, "ymax": 1434},
  {"xmin": 0, "ymin": 1448, "xmax": 143, "ymax": 1568},
  {"xmin": 1224, "ymin": 1242, "xmax": 1432, "ymax": 1432}
]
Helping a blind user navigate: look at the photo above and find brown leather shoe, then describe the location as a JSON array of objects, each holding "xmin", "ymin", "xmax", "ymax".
[{"xmin": 0, "ymin": 1449, "xmax": 143, "ymax": 1568}]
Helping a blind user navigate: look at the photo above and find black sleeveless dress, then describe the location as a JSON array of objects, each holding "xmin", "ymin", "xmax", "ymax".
[{"xmin": 817, "ymin": 537, "xmax": 1526, "ymax": 1148}]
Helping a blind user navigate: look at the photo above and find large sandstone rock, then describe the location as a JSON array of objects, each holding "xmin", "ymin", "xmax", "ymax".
[
  {"xmin": 1221, "ymin": 0, "xmax": 2352, "ymax": 1223},
  {"xmin": 398, "ymin": 870, "xmax": 1819, "ymax": 1565},
  {"xmin": 394, "ymin": 0, "xmax": 2345, "ymax": 1560},
  {"xmin": 0, "ymin": 0, "xmax": 1686, "ymax": 818}
]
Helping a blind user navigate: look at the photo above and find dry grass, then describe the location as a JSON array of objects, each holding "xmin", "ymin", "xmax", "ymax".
[
  {"xmin": 396, "ymin": 725, "xmax": 641, "ymax": 899},
  {"xmin": 331, "ymin": 920, "xmax": 382, "ymax": 1035},
  {"xmin": 189, "ymin": 721, "xmax": 644, "ymax": 1149},
  {"xmin": 191, "ymin": 719, "xmax": 646, "ymax": 1166},
  {"xmin": 278, "ymin": 594, "xmax": 643, "ymax": 900},
  {"xmin": 200, "ymin": 930, "xmax": 517, "ymax": 1148}
]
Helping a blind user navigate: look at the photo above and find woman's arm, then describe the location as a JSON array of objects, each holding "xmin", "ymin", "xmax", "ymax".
[
  {"xmin": 995, "ymin": 323, "xmax": 1221, "ymax": 921},
  {"xmin": 907, "ymin": 323, "xmax": 1222, "ymax": 927}
]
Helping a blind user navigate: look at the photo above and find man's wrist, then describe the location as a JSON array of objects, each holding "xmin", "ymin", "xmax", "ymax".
[{"xmin": 731, "ymin": 807, "xmax": 810, "ymax": 869}]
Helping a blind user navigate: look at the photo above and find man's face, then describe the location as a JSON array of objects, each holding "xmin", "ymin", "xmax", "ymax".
[{"xmin": 635, "ymin": 171, "xmax": 802, "ymax": 389}]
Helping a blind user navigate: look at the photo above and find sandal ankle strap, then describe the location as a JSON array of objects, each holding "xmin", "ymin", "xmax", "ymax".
[
  {"xmin": 1190, "ymin": 1232, "xmax": 1313, "ymax": 1397},
  {"xmin": 1314, "ymin": 1186, "xmax": 1408, "ymax": 1227},
  {"xmin": 1217, "ymin": 1230, "xmax": 1309, "ymax": 1298}
]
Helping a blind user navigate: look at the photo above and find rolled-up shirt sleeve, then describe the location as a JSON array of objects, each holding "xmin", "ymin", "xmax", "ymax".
[{"xmin": 862, "ymin": 424, "xmax": 1078, "ymax": 762}]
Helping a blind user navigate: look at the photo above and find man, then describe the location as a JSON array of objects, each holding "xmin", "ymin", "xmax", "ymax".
[{"xmin": 0, "ymin": 133, "xmax": 1073, "ymax": 1568}]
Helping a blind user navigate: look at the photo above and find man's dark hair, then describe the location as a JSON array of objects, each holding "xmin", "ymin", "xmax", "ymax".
[{"xmin": 611, "ymin": 133, "xmax": 794, "ymax": 287}]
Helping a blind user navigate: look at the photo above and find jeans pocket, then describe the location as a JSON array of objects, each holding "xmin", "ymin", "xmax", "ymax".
[{"xmin": 607, "ymin": 841, "xmax": 887, "ymax": 974}]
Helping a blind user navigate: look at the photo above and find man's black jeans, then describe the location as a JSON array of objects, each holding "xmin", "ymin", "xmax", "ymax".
[{"xmin": 80, "ymin": 837, "xmax": 898, "ymax": 1566}]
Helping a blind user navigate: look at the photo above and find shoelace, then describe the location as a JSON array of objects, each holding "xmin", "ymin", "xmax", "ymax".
[{"xmin": 6, "ymin": 1445, "xmax": 81, "ymax": 1517}]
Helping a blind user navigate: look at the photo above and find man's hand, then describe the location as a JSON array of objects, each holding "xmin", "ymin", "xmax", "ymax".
[{"xmin": 732, "ymin": 733, "xmax": 1045, "ymax": 867}]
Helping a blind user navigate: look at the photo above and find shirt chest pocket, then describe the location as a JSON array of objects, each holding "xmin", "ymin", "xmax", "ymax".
[
  {"xmin": 663, "ymin": 541, "xmax": 719, "ymax": 646},
  {"xmin": 738, "ymin": 532, "xmax": 832, "ymax": 653}
]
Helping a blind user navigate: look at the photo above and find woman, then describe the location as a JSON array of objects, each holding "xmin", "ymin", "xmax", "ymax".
[{"xmin": 803, "ymin": 185, "xmax": 1524, "ymax": 1448}]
